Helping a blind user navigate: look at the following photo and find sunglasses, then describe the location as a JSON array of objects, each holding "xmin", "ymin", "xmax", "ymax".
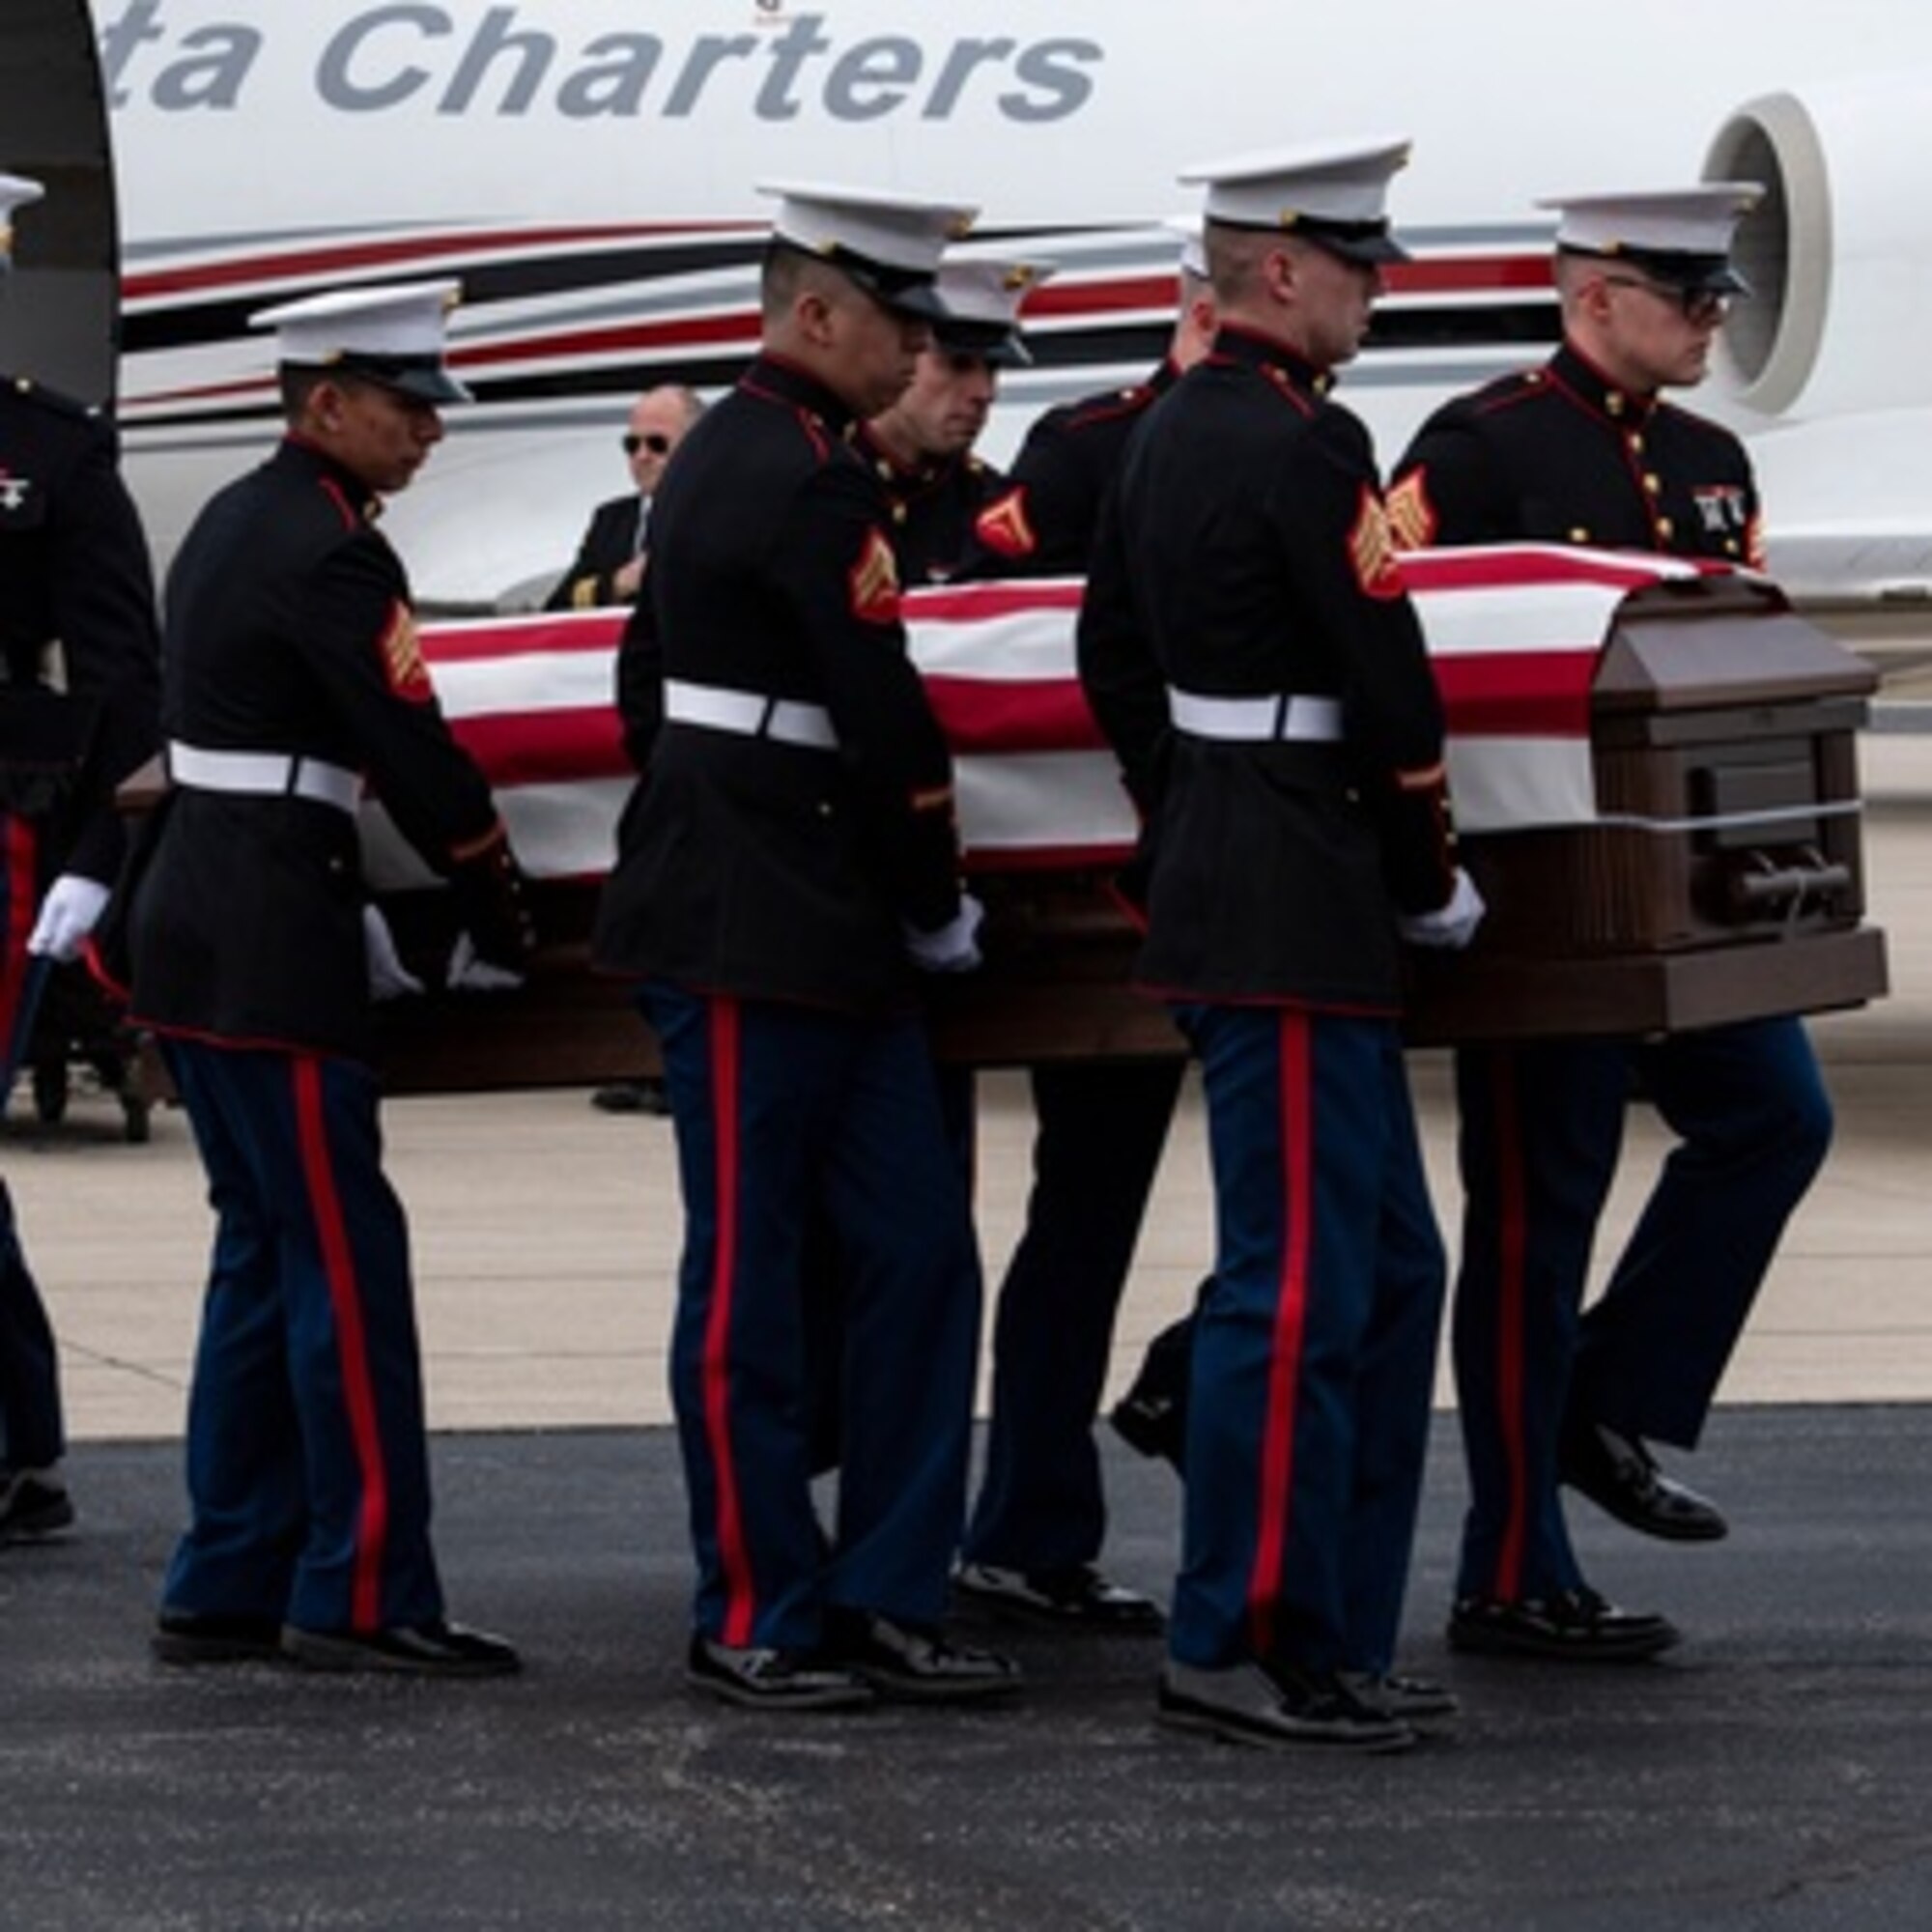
[
  {"xmin": 1601, "ymin": 273, "xmax": 1730, "ymax": 327},
  {"xmin": 623, "ymin": 431, "xmax": 673, "ymax": 456}
]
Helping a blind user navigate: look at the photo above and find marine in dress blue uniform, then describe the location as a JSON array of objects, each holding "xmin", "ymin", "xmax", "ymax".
[
  {"xmin": 0, "ymin": 172, "xmax": 161, "ymax": 1544},
  {"xmin": 1389, "ymin": 185, "xmax": 1833, "ymax": 1661},
  {"xmin": 946, "ymin": 232, "xmax": 1219, "ymax": 1630},
  {"xmin": 1079, "ymin": 141, "xmax": 1482, "ymax": 1750},
  {"xmin": 593, "ymin": 184, "xmax": 1020, "ymax": 1711},
  {"xmin": 797, "ymin": 257, "xmax": 1036, "ymax": 1474},
  {"xmin": 860, "ymin": 255, "xmax": 1046, "ymax": 585},
  {"xmin": 124, "ymin": 282, "xmax": 532, "ymax": 1676}
]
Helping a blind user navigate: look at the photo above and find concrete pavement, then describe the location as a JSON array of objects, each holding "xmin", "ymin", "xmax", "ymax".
[{"xmin": 10, "ymin": 732, "xmax": 1932, "ymax": 1441}]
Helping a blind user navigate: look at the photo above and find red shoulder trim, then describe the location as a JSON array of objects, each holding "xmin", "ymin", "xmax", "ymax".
[
  {"xmin": 1064, "ymin": 387, "xmax": 1155, "ymax": 432},
  {"xmin": 1468, "ymin": 369, "xmax": 1556, "ymax": 420},
  {"xmin": 316, "ymin": 475, "xmax": 360, "ymax": 531}
]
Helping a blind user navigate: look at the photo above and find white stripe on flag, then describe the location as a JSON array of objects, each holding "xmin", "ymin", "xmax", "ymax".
[{"xmin": 1448, "ymin": 736, "xmax": 1598, "ymax": 834}]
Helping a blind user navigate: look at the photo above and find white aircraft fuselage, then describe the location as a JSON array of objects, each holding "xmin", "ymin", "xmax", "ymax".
[{"xmin": 12, "ymin": 0, "xmax": 1932, "ymax": 623}]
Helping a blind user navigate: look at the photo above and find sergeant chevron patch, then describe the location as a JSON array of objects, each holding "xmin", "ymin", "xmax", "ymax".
[
  {"xmin": 379, "ymin": 601, "xmax": 434, "ymax": 702},
  {"xmin": 847, "ymin": 527, "xmax": 902, "ymax": 625},
  {"xmin": 1350, "ymin": 487, "xmax": 1404, "ymax": 600}
]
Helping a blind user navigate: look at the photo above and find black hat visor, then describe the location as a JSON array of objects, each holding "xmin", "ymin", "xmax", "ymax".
[{"xmin": 316, "ymin": 351, "xmax": 472, "ymax": 406}]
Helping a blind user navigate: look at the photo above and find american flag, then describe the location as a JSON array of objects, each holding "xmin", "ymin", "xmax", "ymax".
[{"xmin": 383, "ymin": 544, "xmax": 1718, "ymax": 888}]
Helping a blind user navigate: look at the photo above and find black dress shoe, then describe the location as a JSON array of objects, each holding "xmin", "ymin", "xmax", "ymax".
[
  {"xmin": 1110, "ymin": 1297, "xmax": 1206, "ymax": 1472},
  {"xmin": 1560, "ymin": 1420, "xmax": 1728, "ymax": 1542},
  {"xmin": 590, "ymin": 1078, "xmax": 671, "ymax": 1117},
  {"xmin": 1158, "ymin": 1659, "xmax": 1416, "ymax": 1753},
  {"xmin": 823, "ymin": 1609, "xmax": 1023, "ymax": 1703},
  {"xmin": 685, "ymin": 1634, "xmax": 874, "ymax": 1711},
  {"xmin": 280, "ymin": 1618, "xmax": 522, "ymax": 1677},
  {"xmin": 153, "ymin": 1610, "xmax": 286, "ymax": 1666},
  {"xmin": 0, "ymin": 1466, "xmax": 75, "ymax": 1543},
  {"xmin": 1448, "ymin": 1586, "xmax": 1680, "ymax": 1662},
  {"xmin": 954, "ymin": 1561, "xmax": 1163, "ymax": 1632},
  {"xmin": 1109, "ymin": 1388, "xmax": 1185, "ymax": 1471},
  {"xmin": 1337, "ymin": 1668, "xmax": 1460, "ymax": 1722}
]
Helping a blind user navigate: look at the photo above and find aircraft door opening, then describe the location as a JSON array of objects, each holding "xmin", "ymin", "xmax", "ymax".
[{"xmin": 0, "ymin": 0, "xmax": 119, "ymax": 405}]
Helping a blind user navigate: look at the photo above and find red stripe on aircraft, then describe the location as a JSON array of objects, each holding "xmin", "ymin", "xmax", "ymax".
[
  {"xmin": 1385, "ymin": 255, "xmax": 1553, "ymax": 297},
  {"xmin": 123, "ymin": 222, "xmax": 760, "ymax": 302},
  {"xmin": 450, "ymin": 311, "xmax": 761, "ymax": 367},
  {"xmin": 1019, "ymin": 256, "xmax": 1552, "ymax": 317}
]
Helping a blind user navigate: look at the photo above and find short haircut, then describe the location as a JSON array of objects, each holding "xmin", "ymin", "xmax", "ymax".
[
  {"xmin": 759, "ymin": 239, "xmax": 857, "ymax": 327},
  {"xmin": 645, "ymin": 382, "xmax": 708, "ymax": 428},
  {"xmin": 1203, "ymin": 222, "xmax": 1278, "ymax": 307},
  {"xmin": 278, "ymin": 363, "xmax": 331, "ymax": 424}
]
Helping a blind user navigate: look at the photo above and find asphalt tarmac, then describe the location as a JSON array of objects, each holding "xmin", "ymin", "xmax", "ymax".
[{"xmin": 4, "ymin": 1409, "xmax": 1930, "ymax": 1932}]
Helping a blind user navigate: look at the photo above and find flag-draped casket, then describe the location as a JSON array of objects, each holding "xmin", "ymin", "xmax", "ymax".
[{"xmin": 364, "ymin": 545, "xmax": 1886, "ymax": 1086}]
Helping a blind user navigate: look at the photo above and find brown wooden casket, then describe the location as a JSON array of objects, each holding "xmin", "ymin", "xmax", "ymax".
[
  {"xmin": 137, "ymin": 552, "xmax": 1887, "ymax": 1094},
  {"xmin": 1404, "ymin": 569, "xmax": 1887, "ymax": 1043}
]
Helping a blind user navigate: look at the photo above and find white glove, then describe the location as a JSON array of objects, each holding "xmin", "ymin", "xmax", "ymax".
[
  {"xmin": 446, "ymin": 929, "xmax": 526, "ymax": 993},
  {"xmin": 904, "ymin": 893, "xmax": 984, "ymax": 975},
  {"xmin": 1399, "ymin": 867, "xmax": 1485, "ymax": 952},
  {"xmin": 26, "ymin": 874, "xmax": 111, "ymax": 963},
  {"xmin": 363, "ymin": 904, "xmax": 424, "ymax": 1001}
]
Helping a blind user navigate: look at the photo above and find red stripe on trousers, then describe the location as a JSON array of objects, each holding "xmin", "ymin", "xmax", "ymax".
[
  {"xmin": 1248, "ymin": 1012, "xmax": 1316, "ymax": 1659},
  {"xmin": 1490, "ymin": 1054, "xmax": 1530, "ymax": 1600},
  {"xmin": 702, "ymin": 999, "xmax": 756, "ymax": 1648},
  {"xmin": 292, "ymin": 1057, "xmax": 390, "ymax": 1631},
  {"xmin": 1, "ymin": 815, "xmax": 39, "ymax": 1054}
]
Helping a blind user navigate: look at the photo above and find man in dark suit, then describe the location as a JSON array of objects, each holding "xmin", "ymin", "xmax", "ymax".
[
  {"xmin": 548, "ymin": 384, "xmax": 704, "ymax": 1118},
  {"xmin": 0, "ymin": 170, "xmax": 162, "ymax": 1545},
  {"xmin": 545, "ymin": 385, "xmax": 705, "ymax": 612}
]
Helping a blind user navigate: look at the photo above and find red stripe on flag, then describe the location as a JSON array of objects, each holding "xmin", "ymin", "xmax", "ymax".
[
  {"xmin": 905, "ymin": 581, "xmax": 1086, "ymax": 623},
  {"xmin": 447, "ymin": 708, "xmax": 631, "ymax": 787},
  {"xmin": 1431, "ymin": 649, "xmax": 1598, "ymax": 737},
  {"xmin": 421, "ymin": 615, "xmax": 625, "ymax": 665},
  {"xmin": 963, "ymin": 839, "xmax": 1134, "ymax": 874},
  {"xmin": 1399, "ymin": 548, "xmax": 1704, "ymax": 594},
  {"xmin": 920, "ymin": 676, "xmax": 1109, "ymax": 754}
]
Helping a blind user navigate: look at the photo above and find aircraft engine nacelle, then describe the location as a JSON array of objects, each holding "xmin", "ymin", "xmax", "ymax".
[{"xmin": 1707, "ymin": 75, "xmax": 1932, "ymax": 421}]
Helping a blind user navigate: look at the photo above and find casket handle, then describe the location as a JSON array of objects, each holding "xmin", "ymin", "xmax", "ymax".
[{"xmin": 1725, "ymin": 848, "xmax": 1853, "ymax": 919}]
